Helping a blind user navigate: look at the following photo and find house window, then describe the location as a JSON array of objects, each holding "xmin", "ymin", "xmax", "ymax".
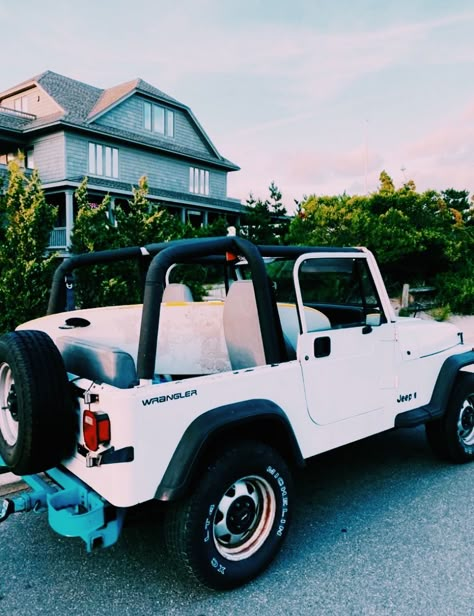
[
  {"xmin": 0, "ymin": 152, "xmax": 25, "ymax": 166},
  {"xmin": 26, "ymin": 148, "xmax": 35, "ymax": 169},
  {"xmin": 13, "ymin": 95, "xmax": 28, "ymax": 113},
  {"xmin": 189, "ymin": 167, "xmax": 210, "ymax": 195},
  {"xmin": 143, "ymin": 101, "xmax": 174, "ymax": 137},
  {"xmin": 88, "ymin": 143, "xmax": 119, "ymax": 178}
]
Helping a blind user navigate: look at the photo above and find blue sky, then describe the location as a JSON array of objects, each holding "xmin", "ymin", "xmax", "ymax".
[{"xmin": 1, "ymin": 0, "xmax": 473, "ymax": 211}]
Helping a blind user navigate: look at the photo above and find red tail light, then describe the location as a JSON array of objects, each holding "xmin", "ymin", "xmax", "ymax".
[{"xmin": 83, "ymin": 410, "xmax": 111, "ymax": 452}]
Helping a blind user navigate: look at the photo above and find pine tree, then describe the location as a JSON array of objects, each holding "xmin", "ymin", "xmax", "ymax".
[{"xmin": 242, "ymin": 182, "xmax": 289, "ymax": 244}]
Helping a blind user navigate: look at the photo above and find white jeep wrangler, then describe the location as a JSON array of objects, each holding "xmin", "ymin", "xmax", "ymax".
[{"xmin": 0, "ymin": 236, "xmax": 473, "ymax": 589}]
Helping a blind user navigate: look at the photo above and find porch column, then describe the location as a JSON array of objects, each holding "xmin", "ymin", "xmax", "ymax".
[
  {"xmin": 65, "ymin": 190, "xmax": 74, "ymax": 249},
  {"xmin": 202, "ymin": 210, "xmax": 208, "ymax": 227},
  {"xmin": 181, "ymin": 208, "xmax": 186, "ymax": 224},
  {"xmin": 109, "ymin": 196, "xmax": 116, "ymax": 226}
]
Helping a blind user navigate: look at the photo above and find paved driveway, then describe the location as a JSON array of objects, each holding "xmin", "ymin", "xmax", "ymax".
[
  {"xmin": 1, "ymin": 426, "xmax": 473, "ymax": 616},
  {"xmin": 2, "ymin": 314, "xmax": 474, "ymax": 614}
]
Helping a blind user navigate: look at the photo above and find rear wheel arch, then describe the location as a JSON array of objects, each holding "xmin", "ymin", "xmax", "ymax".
[
  {"xmin": 164, "ymin": 438, "xmax": 294, "ymax": 589},
  {"xmin": 155, "ymin": 399, "xmax": 303, "ymax": 502}
]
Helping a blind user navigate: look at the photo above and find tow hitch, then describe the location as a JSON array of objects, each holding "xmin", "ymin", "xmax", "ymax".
[{"xmin": 0, "ymin": 456, "xmax": 126, "ymax": 551}]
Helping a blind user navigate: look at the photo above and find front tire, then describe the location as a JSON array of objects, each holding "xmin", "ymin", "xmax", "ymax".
[
  {"xmin": 165, "ymin": 440, "xmax": 293, "ymax": 590},
  {"xmin": 426, "ymin": 373, "xmax": 474, "ymax": 463}
]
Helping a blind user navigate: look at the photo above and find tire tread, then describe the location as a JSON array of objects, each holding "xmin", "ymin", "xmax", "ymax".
[{"xmin": 0, "ymin": 330, "xmax": 75, "ymax": 474}]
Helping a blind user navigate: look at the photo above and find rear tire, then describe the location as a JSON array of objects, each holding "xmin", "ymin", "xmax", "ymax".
[
  {"xmin": 0, "ymin": 330, "xmax": 76, "ymax": 475},
  {"xmin": 165, "ymin": 440, "xmax": 293, "ymax": 590},
  {"xmin": 425, "ymin": 373, "xmax": 474, "ymax": 463}
]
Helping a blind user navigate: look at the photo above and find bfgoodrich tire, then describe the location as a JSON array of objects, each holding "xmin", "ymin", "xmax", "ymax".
[
  {"xmin": 165, "ymin": 440, "xmax": 293, "ymax": 590},
  {"xmin": 426, "ymin": 373, "xmax": 474, "ymax": 463},
  {"xmin": 0, "ymin": 330, "xmax": 76, "ymax": 475}
]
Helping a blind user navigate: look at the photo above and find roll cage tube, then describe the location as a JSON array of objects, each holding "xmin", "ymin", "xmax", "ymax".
[
  {"xmin": 137, "ymin": 236, "xmax": 284, "ymax": 381},
  {"xmin": 46, "ymin": 237, "xmax": 366, "ymax": 381},
  {"xmin": 47, "ymin": 243, "xmax": 169, "ymax": 314},
  {"xmin": 47, "ymin": 239, "xmax": 233, "ymax": 314},
  {"xmin": 47, "ymin": 241, "xmax": 364, "ymax": 315},
  {"xmin": 256, "ymin": 245, "xmax": 364, "ymax": 258}
]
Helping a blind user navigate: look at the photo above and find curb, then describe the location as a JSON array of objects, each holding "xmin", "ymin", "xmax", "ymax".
[{"xmin": 0, "ymin": 473, "xmax": 26, "ymax": 497}]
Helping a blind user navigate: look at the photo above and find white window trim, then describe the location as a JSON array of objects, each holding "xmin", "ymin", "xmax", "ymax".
[
  {"xmin": 88, "ymin": 143, "xmax": 119, "ymax": 179},
  {"xmin": 144, "ymin": 101, "xmax": 174, "ymax": 137},
  {"xmin": 189, "ymin": 167, "xmax": 210, "ymax": 196}
]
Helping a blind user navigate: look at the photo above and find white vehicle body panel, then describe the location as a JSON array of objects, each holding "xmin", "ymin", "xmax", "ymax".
[
  {"xmin": 15, "ymin": 248, "xmax": 472, "ymax": 509},
  {"xmin": 298, "ymin": 323, "xmax": 397, "ymax": 424}
]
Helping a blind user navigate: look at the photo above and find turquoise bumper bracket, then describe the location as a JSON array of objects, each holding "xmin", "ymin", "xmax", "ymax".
[{"xmin": 0, "ymin": 456, "xmax": 126, "ymax": 552}]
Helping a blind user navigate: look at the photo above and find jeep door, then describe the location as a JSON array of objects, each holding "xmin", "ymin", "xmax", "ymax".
[{"xmin": 294, "ymin": 253, "xmax": 397, "ymax": 425}]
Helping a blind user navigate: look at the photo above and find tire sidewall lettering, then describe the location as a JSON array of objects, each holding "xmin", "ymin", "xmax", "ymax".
[
  {"xmin": 197, "ymin": 459, "xmax": 291, "ymax": 582},
  {"xmin": 266, "ymin": 465, "xmax": 289, "ymax": 536}
]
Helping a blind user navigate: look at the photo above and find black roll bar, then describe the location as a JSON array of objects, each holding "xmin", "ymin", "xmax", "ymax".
[
  {"xmin": 46, "ymin": 237, "xmax": 364, "ymax": 382},
  {"xmin": 46, "ymin": 242, "xmax": 187, "ymax": 315},
  {"xmin": 136, "ymin": 236, "xmax": 283, "ymax": 381}
]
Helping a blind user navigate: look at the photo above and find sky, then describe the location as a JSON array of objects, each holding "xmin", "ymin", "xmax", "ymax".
[{"xmin": 1, "ymin": 0, "xmax": 474, "ymax": 212}]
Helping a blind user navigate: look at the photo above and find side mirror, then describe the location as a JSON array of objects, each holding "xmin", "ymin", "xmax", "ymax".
[{"xmin": 366, "ymin": 313, "xmax": 381, "ymax": 327}]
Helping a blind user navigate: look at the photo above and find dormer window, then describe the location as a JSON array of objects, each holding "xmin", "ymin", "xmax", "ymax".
[
  {"xmin": 14, "ymin": 95, "xmax": 28, "ymax": 113},
  {"xmin": 144, "ymin": 101, "xmax": 174, "ymax": 137}
]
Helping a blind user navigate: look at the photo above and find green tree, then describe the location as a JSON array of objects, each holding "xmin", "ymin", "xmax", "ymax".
[
  {"xmin": 113, "ymin": 176, "xmax": 183, "ymax": 246},
  {"xmin": 242, "ymin": 182, "xmax": 289, "ymax": 244},
  {"xmin": 288, "ymin": 192, "xmax": 374, "ymax": 248},
  {"xmin": 441, "ymin": 188, "xmax": 474, "ymax": 224},
  {"xmin": 378, "ymin": 169, "xmax": 395, "ymax": 194},
  {"xmin": 288, "ymin": 170, "xmax": 474, "ymax": 308},
  {"xmin": 0, "ymin": 161, "xmax": 57, "ymax": 331},
  {"xmin": 70, "ymin": 177, "xmax": 114, "ymax": 253},
  {"xmin": 70, "ymin": 176, "xmax": 185, "ymax": 307}
]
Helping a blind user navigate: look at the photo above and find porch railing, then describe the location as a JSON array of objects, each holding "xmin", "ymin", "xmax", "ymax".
[
  {"xmin": 0, "ymin": 106, "xmax": 36, "ymax": 120},
  {"xmin": 49, "ymin": 227, "xmax": 67, "ymax": 249}
]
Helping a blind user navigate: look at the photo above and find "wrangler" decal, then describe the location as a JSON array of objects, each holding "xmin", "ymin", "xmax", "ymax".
[{"xmin": 142, "ymin": 389, "xmax": 198, "ymax": 406}]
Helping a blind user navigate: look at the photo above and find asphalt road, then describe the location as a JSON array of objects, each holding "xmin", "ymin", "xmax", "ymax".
[{"xmin": 1, "ymin": 426, "xmax": 473, "ymax": 616}]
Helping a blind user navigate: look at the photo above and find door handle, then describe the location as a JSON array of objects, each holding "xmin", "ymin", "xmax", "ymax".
[{"xmin": 314, "ymin": 336, "xmax": 331, "ymax": 358}]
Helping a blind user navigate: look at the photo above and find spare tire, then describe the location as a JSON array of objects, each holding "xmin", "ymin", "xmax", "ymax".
[{"xmin": 0, "ymin": 330, "xmax": 76, "ymax": 475}]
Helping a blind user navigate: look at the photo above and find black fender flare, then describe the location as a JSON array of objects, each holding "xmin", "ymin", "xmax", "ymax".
[
  {"xmin": 155, "ymin": 399, "xmax": 304, "ymax": 501},
  {"xmin": 395, "ymin": 350, "xmax": 474, "ymax": 428}
]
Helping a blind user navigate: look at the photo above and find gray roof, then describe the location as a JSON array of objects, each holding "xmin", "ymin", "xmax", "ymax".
[
  {"xmin": 0, "ymin": 108, "xmax": 34, "ymax": 131},
  {"xmin": 82, "ymin": 121, "xmax": 238, "ymax": 169},
  {"xmin": 0, "ymin": 165, "xmax": 33, "ymax": 187},
  {"xmin": 0, "ymin": 165, "xmax": 243, "ymax": 213},
  {"xmin": 88, "ymin": 78, "xmax": 181, "ymax": 119},
  {"xmin": 37, "ymin": 71, "xmax": 102, "ymax": 122},
  {"xmin": 0, "ymin": 71, "xmax": 238, "ymax": 170},
  {"xmin": 68, "ymin": 175, "xmax": 243, "ymax": 213}
]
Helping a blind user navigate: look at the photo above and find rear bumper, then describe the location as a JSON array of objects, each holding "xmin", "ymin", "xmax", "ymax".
[{"xmin": 0, "ymin": 455, "xmax": 125, "ymax": 551}]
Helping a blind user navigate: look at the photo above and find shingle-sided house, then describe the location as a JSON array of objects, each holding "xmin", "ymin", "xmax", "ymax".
[{"xmin": 0, "ymin": 71, "xmax": 242, "ymax": 251}]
